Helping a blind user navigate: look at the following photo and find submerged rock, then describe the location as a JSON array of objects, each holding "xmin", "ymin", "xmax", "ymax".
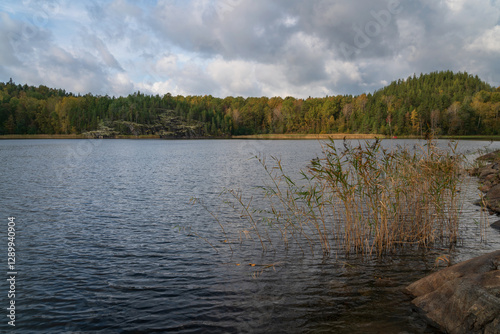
[{"xmin": 406, "ymin": 251, "xmax": 500, "ymax": 334}]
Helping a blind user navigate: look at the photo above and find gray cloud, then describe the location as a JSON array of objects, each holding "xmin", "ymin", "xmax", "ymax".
[
  {"xmin": 0, "ymin": 0, "xmax": 499, "ymax": 98},
  {"xmin": 86, "ymin": 34, "xmax": 124, "ymax": 71},
  {"xmin": 0, "ymin": 13, "xmax": 23, "ymax": 67},
  {"xmin": 0, "ymin": 12, "xmax": 118, "ymax": 95}
]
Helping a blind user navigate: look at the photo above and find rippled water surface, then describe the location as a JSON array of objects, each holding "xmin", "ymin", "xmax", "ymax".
[{"xmin": 1, "ymin": 139, "xmax": 500, "ymax": 333}]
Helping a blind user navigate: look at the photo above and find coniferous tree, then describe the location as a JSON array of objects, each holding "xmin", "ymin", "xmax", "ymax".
[{"xmin": 0, "ymin": 71, "xmax": 497, "ymax": 137}]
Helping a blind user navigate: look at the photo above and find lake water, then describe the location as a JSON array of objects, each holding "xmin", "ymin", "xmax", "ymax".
[{"xmin": 2, "ymin": 139, "xmax": 500, "ymax": 333}]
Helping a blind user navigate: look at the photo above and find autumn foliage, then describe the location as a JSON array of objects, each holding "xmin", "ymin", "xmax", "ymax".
[{"xmin": 0, "ymin": 71, "xmax": 498, "ymax": 137}]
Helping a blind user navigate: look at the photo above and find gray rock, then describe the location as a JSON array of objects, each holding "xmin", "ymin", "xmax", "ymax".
[
  {"xmin": 480, "ymin": 167, "xmax": 498, "ymax": 179},
  {"xmin": 406, "ymin": 251, "xmax": 500, "ymax": 334},
  {"xmin": 477, "ymin": 152, "xmax": 500, "ymax": 162},
  {"xmin": 487, "ymin": 173, "xmax": 499, "ymax": 182},
  {"xmin": 487, "ymin": 184, "xmax": 500, "ymax": 201},
  {"xmin": 480, "ymin": 185, "xmax": 492, "ymax": 193},
  {"xmin": 486, "ymin": 184, "xmax": 500, "ymax": 213},
  {"xmin": 491, "ymin": 220, "xmax": 500, "ymax": 230}
]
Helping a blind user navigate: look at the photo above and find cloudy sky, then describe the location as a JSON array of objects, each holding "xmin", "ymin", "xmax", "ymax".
[{"xmin": 0, "ymin": 0, "xmax": 499, "ymax": 98}]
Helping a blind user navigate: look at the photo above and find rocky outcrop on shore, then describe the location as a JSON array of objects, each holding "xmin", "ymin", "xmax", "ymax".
[
  {"xmin": 406, "ymin": 251, "xmax": 500, "ymax": 334},
  {"xmin": 404, "ymin": 151, "xmax": 500, "ymax": 333},
  {"xmin": 83, "ymin": 110, "xmax": 208, "ymax": 139},
  {"xmin": 470, "ymin": 150, "xmax": 500, "ymax": 214}
]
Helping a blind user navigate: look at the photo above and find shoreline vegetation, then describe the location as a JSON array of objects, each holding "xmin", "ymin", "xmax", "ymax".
[
  {"xmin": 0, "ymin": 133, "xmax": 381, "ymax": 140},
  {"xmin": 2, "ymin": 133, "xmax": 500, "ymax": 141},
  {"xmin": 1, "ymin": 71, "xmax": 500, "ymax": 139}
]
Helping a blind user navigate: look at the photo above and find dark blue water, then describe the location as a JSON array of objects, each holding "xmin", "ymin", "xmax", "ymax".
[{"xmin": 1, "ymin": 139, "xmax": 500, "ymax": 333}]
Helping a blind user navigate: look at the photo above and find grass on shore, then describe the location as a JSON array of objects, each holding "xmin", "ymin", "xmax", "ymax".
[
  {"xmin": 439, "ymin": 135, "xmax": 500, "ymax": 141},
  {"xmin": 232, "ymin": 134, "xmax": 500, "ymax": 140},
  {"xmin": 231, "ymin": 133, "xmax": 383, "ymax": 140}
]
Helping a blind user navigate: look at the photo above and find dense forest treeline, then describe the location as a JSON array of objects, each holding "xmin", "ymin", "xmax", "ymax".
[{"xmin": 1, "ymin": 71, "xmax": 499, "ymax": 137}]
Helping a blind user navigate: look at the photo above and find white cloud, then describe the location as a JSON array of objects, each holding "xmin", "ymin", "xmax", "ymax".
[
  {"xmin": 155, "ymin": 54, "xmax": 179, "ymax": 75},
  {"xmin": 207, "ymin": 57, "xmax": 260, "ymax": 96},
  {"xmin": 136, "ymin": 78, "xmax": 176, "ymax": 96},
  {"xmin": 280, "ymin": 15, "xmax": 299, "ymax": 28},
  {"xmin": 467, "ymin": 26, "xmax": 500, "ymax": 53},
  {"xmin": 444, "ymin": 0, "xmax": 467, "ymax": 12},
  {"xmin": 110, "ymin": 72, "xmax": 134, "ymax": 96},
  {"xmin": 325, "ymin": 59, "xmax": 362, "ymax": 84}
]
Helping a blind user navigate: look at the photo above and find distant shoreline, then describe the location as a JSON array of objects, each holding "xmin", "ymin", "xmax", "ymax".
[
  {"xmin": 0, "ymin": 134, "xmax": 162, "ymax": 140},
  {"xmin": 0, "ymin": 134, "xmax": 88, "ymax": 139},
  {"xmin": 0, "ymin": 133, "xmax": 383, "ymax": 140},
  {"xmin": 2, "ymin": 134, "xmax": 500, "ymax": 141}
]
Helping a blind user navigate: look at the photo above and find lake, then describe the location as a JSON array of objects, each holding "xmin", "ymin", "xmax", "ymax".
[{"xmin": 1, "ymin": 139, "xmax": 500, "ymax": 333}]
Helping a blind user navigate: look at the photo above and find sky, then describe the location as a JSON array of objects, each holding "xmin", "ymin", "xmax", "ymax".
[{"xmin": 0, "ymin": 0, "xmax": 499, "ymax": 98}]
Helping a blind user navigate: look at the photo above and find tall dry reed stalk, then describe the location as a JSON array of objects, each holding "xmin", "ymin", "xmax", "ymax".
[{"xmin": 204, "ymin": 139, "xmax": 469, "ymax": 258}]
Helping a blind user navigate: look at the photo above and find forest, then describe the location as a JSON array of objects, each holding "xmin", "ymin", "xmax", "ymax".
[{"xmin": 0, "ymin": 71, "xmax": 499, "ymax": 137}]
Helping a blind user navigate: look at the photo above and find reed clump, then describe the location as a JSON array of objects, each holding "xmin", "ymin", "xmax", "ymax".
[{"xmin": 209, "ymin": 139, "xmax": 467, "ymax": 257}]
